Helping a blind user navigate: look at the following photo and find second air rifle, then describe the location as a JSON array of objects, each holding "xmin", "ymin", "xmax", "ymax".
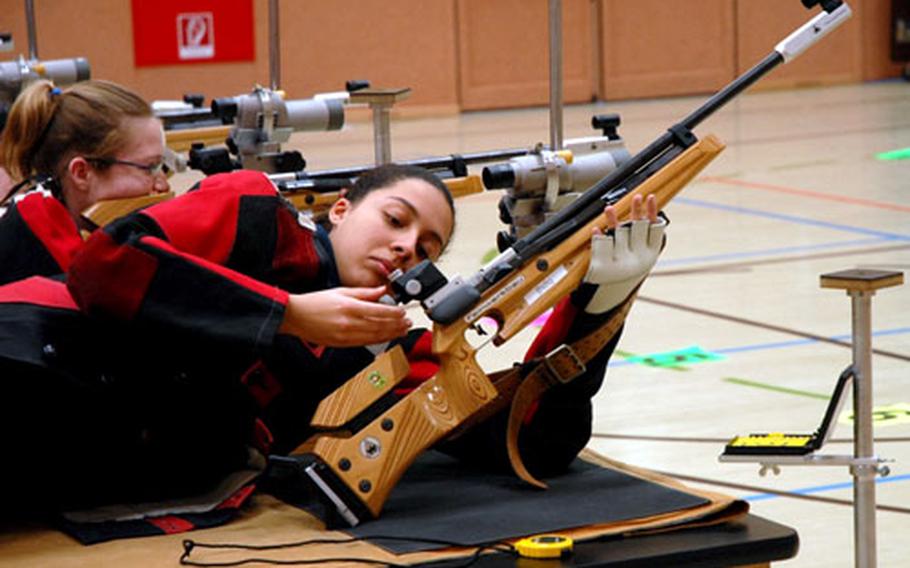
[{"xmin": 279, "ymin": 0, "xmax": 853, "ymax": 528}]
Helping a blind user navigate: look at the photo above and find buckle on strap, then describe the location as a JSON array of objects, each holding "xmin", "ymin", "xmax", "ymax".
[{"xmin": 543, "ymin": 344, "xmax": 587, "ymax": 385}]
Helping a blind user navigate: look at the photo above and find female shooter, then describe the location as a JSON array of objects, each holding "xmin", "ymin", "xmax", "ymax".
[
  {"xmin": 0, "ymin": 163, "xmax": 663, "ymax": 527},
  {"xmin": 0, "ymin": 79, "xmax": 169, "ymax": 285}
]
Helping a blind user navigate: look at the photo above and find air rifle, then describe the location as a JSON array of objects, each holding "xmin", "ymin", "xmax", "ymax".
[
  {"xmin": 79, "ymin": 174, "xmax": 483, "ymax": 231},
  {"xmin": 280, "ymin": 0, "xmax": 853, "ymax": 528},
  {"xmin": 79, "ymin": 145, "xmax": 570, "ymax": 228}
]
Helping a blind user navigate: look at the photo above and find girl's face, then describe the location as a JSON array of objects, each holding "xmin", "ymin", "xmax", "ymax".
[
  {"xmin": 86, "ymin": 116, "xmax": 170, "ymax": 205},
  {"xmin": 328, "ymin": 178, "xmax": 454, "ymax": 288},
  {"xmin": 64, "ymin": 116, "xmax": 170, "ymax": 220}
]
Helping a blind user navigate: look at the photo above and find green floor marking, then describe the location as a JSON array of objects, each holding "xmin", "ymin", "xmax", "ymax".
[
  {"xmin": 875, "ymin": 147, "xmax": 910, "ymax": 161},
  {"xmin": 839, "ymin": 403, "xmax": 910, "ymax": 427},
  {"xmin": 723, "ymin": 377, "xmax": 830, "ymax": 400},
  {"xmin": 626, "ymin": 345, "xmax": 723, "ymax": 369},
  {"xmin": 614, "ymin": 349, "xmax": 687, "ymax": 371}
]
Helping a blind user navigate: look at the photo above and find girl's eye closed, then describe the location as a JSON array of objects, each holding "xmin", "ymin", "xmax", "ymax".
[
  {"xmin": 419, "ymin": 241, "xmax": 440, "ymax": 260},
  {"xmin": 385, "ymin": 212, "xmax": 403, "ymax": 227}
]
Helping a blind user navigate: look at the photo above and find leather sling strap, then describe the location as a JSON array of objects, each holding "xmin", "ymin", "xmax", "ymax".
[{"xmin": 505, "ymin": 291, "xmax": 638, "ymax": 488}]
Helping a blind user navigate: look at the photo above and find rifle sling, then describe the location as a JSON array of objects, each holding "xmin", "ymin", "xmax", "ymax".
[{"xmin": 505, "ymin": 291, "xmax": 638, "ymax": 488}]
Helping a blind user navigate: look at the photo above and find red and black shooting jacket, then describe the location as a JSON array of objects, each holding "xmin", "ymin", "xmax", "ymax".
[
  {"xmin": 0, "ymin": 170, "xmax": 621, "ymax": 513},
  {"xmin": 0, "ymin": 190, "xmax": 83, "ymax": 285}
]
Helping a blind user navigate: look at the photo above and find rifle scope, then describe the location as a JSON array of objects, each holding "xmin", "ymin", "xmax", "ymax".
[{"xmin": 0, "ymin": 56, "xmax": 90, "ymax": 103}]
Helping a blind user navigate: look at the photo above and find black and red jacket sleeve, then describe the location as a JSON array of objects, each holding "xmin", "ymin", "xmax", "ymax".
[
  {"xmin": 67, "ymin": 170, "xmax": 322, "ymax": 357},
  {"xmin": 434, "ymin": 283, "xmax": 623, "ymax": 478},
  {"xmin": 0, "ymin": 192, "xmax": 83, "ymax": 285}
]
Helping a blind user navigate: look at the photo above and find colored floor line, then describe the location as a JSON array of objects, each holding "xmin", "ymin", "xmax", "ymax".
[
  {"xmin": 654, "ymin": 470, "xmax": 910, "ymax": 514},
  {"xmin": 656, "ymin": 237, "xmax": 887, "ymax": 268},
  {"xmin": 722, "ymin": 377, "xmax": 830, "ymax": 400},
  {"xmin": 674, "ymin": 197, "xmax": 910, "ymax": 242},
  {"xmin": 723, "ymin": 121, "xmax": 910, "ymax": 150},
  {"xmin": 701, "ymin": 176, "xmax": 910, "ymax": 214},
  {"xmin": 609, "ymin": 325, "xmax": 910, "ymax": 368},
  {"xmin": 714, "ymin": 327, "xmax": 910, "ymax": 356},
  {"xmin": 636, "ymin": 296, "xmax": 910, "ymax": 363},
  {"xmin": 744, "ymin": 473, "xmax": 910, "ymax": 503},
  {"xmin": 653, "ymin": 242, "xmax": 910, "ymax": 277},
  {"xmin": 612, "ymin": 349, "xmax": 691, "ymax": 372},
  {"xmin": 590, "ymin": 433, "xmax": 910, "ymax": 444}
]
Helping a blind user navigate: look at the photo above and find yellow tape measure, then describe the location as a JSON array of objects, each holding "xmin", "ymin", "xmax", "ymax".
[{"xmin": 515, "ymin": 534, "xmax": 574, "ymax": 558}]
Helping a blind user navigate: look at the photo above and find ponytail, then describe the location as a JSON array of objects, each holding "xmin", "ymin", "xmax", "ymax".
[
  {"xmin": 0, "ymin": 80, "xmax": 60, "ymax": 182},
  {"xmin": 0, "ymin": 79, "xmax": 152, "ymax": 193}
]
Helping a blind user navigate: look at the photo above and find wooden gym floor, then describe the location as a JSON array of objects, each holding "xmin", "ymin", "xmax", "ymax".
[{"xmin": 269, "ymin": 78, "xmax": 909, "ymax": 567}]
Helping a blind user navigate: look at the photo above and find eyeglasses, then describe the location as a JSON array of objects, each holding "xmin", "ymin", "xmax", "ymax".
[{"xmin": 86, "ymin": 157, "xmax": 168, "ymax": 176}]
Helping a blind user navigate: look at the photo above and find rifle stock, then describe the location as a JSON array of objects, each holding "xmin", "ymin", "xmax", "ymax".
[
  {"xmin": 80, "ymin": 176, "xmax": 483, "ymax": 230},
  {"xmin": 292, "ymin": 135, "xmax": 725, "ymax": 526},
  {"xmin": 80, "ymin": 191, "xmax": 175, "ymax": 229},
  {"xmin": 307, "ymin": 341, "xmax": 497, "ymax": 517}
]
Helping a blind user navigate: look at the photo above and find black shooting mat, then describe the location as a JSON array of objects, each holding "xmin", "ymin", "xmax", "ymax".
[{"xmin": 337, "ymin": 452, "xmax": 709, "ymax": 554}]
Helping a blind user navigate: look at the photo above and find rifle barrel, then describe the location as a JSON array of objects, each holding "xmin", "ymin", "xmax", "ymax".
[
  {"xmin": 304, "ymin": 148, "xmax": 530, "ymax": 180},
  {"xmin": 427, "ymin": 2, "xmax": 851, "ymax": 323}
]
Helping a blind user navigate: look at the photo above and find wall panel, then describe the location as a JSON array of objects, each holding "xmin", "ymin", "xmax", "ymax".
[
  {"xmin": 0, "ymin": 0, "xmax": 903, "ymax": 114},
  {"xmin": 860, "ymin": 0, "xmax": 905, "ymax": 80},
  {"xmin": 456, "ymin": 0, "xmax": 594, "ymax": 110},
  {"xmin": 2, "ymin": 1, "xmax": 457, "ymax": 112},
  {"xmin": 33, "ymin": 0, "xmax": 270, "ymax": 103},
  {"xmin": 280, "ymin": 1, "xmax": 459, "ymax": 113},
  {"xmin": 736, "ymin": 0, "xmax": 862, "ymax": 89},
  {"xmin": 599, "ymin": 0, "xmax": 735, "ymax": 100}
]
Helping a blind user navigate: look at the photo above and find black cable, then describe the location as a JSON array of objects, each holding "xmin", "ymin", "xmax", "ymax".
[
  {"xmin": 0, "ymin": 174, "xmax": 61, "ymax": 206},
  {"xmin": 0, "ymin": 176, "xmax": 34, "ymax": 206},
  {"xmin": 180, "ymin": 534, "xmax": 517, "ymax": 567}
]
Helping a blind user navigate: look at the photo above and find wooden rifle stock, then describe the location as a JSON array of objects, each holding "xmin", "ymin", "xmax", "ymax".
[
  {"xmin": 79, "ymin": 176, "xmax": 483, "ymax": 230},
  {"xmin": 81, "ymin": 192, "xmax": 175, "ymax": 229},
  {"xmin": 291, "ymin": 134, "xmax": 725, "ymax": 525}
]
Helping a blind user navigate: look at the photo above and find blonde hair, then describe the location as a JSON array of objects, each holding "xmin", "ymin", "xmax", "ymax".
[{"xmin": 0, "ymin": 79, "xmax": 152, "ymax": 184}]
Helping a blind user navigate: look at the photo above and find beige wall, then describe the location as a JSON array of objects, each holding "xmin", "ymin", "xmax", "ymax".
[
  {"xmin": 600, "ymin": 0, "xmax": 736, "ymax": 100},
  {"xmin": 736, "ymin": 0, "xmax": 863, "ymax": 89},
  {"xmin": 2, "ymin": 0, "xmax": 271, "ymax": 103},
  {"xmin": 457, "ymin": 0, "xmax": 594, "ymax": 110},
  {"xmin": 0, "ymin": 0, "xmax": 902, "ymax": 114}
]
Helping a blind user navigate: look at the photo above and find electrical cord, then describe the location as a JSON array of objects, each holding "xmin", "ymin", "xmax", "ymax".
[{"xmin": 180, "ymin": 534, "xmax": 518, "ymax": 567}]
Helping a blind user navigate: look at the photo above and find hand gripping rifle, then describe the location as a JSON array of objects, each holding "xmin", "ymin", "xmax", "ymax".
[{"xmin": 279, "ymin": 0, "xmax": 852, "ymax": 528}]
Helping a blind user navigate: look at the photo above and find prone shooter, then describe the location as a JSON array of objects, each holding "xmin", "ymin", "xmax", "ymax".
[{"xmin": 277, "ymin": 0, "xmax": 852, "ymax": 527}]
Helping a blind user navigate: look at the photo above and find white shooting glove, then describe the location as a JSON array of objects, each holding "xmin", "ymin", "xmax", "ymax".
[{"xmin": 582, "ymin": 217, "xmax": 667, "ymax": 314}]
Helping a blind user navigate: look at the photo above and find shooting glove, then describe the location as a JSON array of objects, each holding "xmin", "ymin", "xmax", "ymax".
[{"xmin": 581, "ymin": 217, "xmax": 667, "ymax": 314}]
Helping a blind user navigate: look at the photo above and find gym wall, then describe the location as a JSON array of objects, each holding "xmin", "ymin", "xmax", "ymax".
[{"xmin": 1, "ymin": 0, "xmax": 901, "ymax": 114}]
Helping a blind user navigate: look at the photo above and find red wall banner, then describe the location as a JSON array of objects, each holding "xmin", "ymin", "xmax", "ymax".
[{"xmin": 131, "ymin": 0, "xmax": 255, "ymax": 66}]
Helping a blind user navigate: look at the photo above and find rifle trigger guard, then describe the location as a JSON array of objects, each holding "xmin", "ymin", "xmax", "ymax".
[{"xmin": 543, "ymin": 344, "xmax": 586, "ymax": 385}]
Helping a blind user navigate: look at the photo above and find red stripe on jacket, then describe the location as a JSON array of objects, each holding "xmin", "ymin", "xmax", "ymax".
[
  {"xmin": 0, "ymin": 276, "xmax": 79, "ymax": 310},
  {"xmin": 16, "ymin": 192, "xmax": 83, "ymax": 271},
  {"xmin": 142, "ymin": 171, "xmax": 276, "ymax": 265}
]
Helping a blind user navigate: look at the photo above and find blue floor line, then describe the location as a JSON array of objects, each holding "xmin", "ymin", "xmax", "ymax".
[
  {"xmin": 713, "ymin": 327, "xmax": 910, "ymax": 355},
  {"xmin": 608, "ymin": 327, "xmax": 910, "ymax": 368},
  {"xmin": 674, "ymin": 197, "xmax": 910, "ymax": 242},
  {"xmin": 743, "ymin": 473, "xmax": 910, "ymax": 502},
  {"xmin": 658, "ymin": 237, "xmax": 890, "ymax": 267}
]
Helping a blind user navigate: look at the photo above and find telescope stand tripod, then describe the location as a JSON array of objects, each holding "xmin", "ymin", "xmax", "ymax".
[{"xmin": 720, "ymin": 268, "xmax": 904, "ymax": 568}]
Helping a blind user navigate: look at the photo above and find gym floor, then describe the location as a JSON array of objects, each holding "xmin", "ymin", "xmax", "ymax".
[{"xmin": 263, "ymin": 78, "xmax": 909, "ymax": 567}]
